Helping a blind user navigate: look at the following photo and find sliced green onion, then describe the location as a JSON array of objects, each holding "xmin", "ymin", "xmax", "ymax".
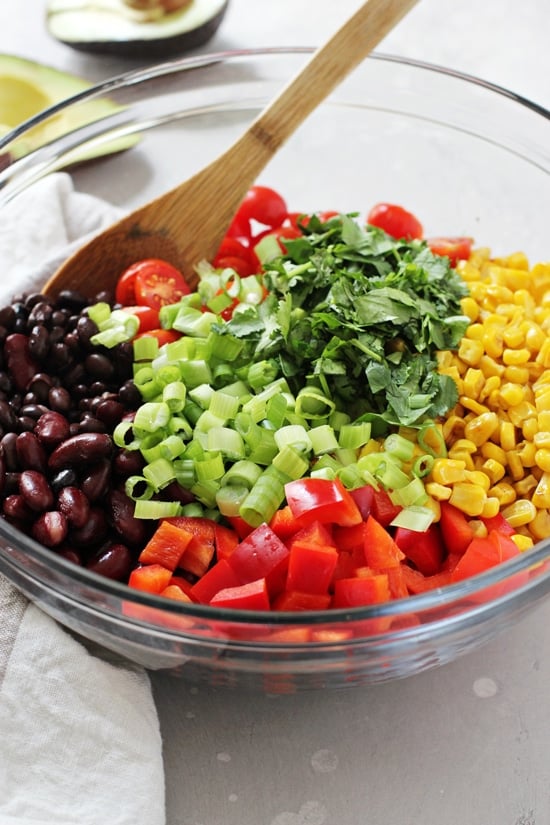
[
  {"xmin": 215, "ymin": 484, "xmax": 249, "ymax": 517},
  {"xmin": 418, "ymin": 420, "xmax": 447, "ymax": 458},
  {"xmin": 133, "ymin": 500, "xmax": 182, "ymax": 519},
  {"xmin": 195, "ymin": 452, "xmax": 225, "ymax": 482},
  {"xmin": 178, "ymin": 359, "xmax": 213, "ymax": 389},
  {"xmin": 247, "ymin": 360, "xmax": 279, "ymax": 391},
  {"xmin": 134, "ymin": 367, "xmax": 162, "ymax": 401},
  {"xmin": 390, "ymin": 506, "xmax": 435, "ymax": 531},
  {"xmin": 133, "ymin": 401, "xmax": 171, "ymax": 433},
  {"xmin": 384, "ymin": 433, "xmax": 415, "ymax": 463},
  {"xmin": 162, "ymin": 381, "xmax": 187, "ymax": 412},
  {"xmin": 207, "ymin": 426, "xmax": 246, "ymax": 460},
  {"xmin": 172, "ymin": 305, "xmax": 217, "ymax": 337},
  {"xmin": 221, "ymin": 459, "xmax": 263, "ymax": 489},
  {"xmin": 272, "ymin": 444, "xmax": 309, "ymax": 479},
  {"xmin": 125, "ymin": 475, "xmax": 155, "ymax": 501},
  {"xmin": 274, "ymin": 424, "xmax": 312, "ymax": 454},
  {"xmin": 308, "ymin": 424, "xmax": 339, "ymax": 455},
  {"xmin": 87, "ymin": 302, "xmax": 111, "ymax": 327},
  {"xmin": 142, "ymin": 458, "xmax": 177, "ymax": 491},
  {"xmin": 338, "ymin": 422, "xmax": 372, "ymax": 450},
  {"xmin": 239, "ymin": 465, "xmax": 290, "ymax": 527},
  {"xmin": 390, "ymin": 476, "xmax": 428, "ymax": 507},
  {"xmin": 209, "ymin": 390, "xmax": 240, "ymax": 421},
  {"xmin": 413, "ymin": 454, "xmax": 435, "ymax": 478},
  {"xmin": 133, "ymin": 335, "xmax": 159, "ymax": 362},
  {"xmin": 113, "ymin": 421, "xmax": 140, "ymax": 450},
  {"xmin": 295, "ymin": 387, "xmax": 335, "ymax": 420}
]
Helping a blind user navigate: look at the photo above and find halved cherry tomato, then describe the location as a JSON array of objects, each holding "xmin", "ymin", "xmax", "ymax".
[
  {"xmin": 427, "ymin": 237, "xmax": 473, "ymax": 266},
  {"xmin": 366, "ymin": 203, "xmax": 424, "ymax": 241},
  {"xmin": 120, "ymin": 305, "xmax": 160, "ymax": 333},
  {"xmin": 234, "ymin": 185, "xmax": 288, "ymax": 230},
  {"xmin": 117, "ymin": 259, "xmax": 191, "ymax": 311}
]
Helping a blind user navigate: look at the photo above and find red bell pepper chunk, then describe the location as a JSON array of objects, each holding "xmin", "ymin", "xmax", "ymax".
[
  {"xmin": 402, "ymin": 565, "xmax": 453, "ymax": 594},
  {"xmin": 333, "ymin": 521, "xmax": 367, "ymax": 552},
  {"xmin": 385, "ymin": 566, "xmax": 409, "ymax": 599},
  {"xmin": 480, "ymin": 512, "xmax": 516, "ymax": 537},
  {"xmin": 138, "ymin": 520, "xmax": 194, "ymax": 571},
  {"xmin": 214, "ymin": 523, "xmax": 239, "ymax": 562},
  {"xmin": 349, "ymin": 484, "xmax": 375, "ymax": 520},
  {"xmin": 363, "ymin": 515, "xmax": 405, "ymax": 569},
  {"xmin": 128, "ymin": 563, "xmax": 172, "ymax": 594},
  {"xmin": 286, "ymin": 540, "xmax": 339, "ymax": 595},
  {"xmin": 268, "ymin": 505, "xmax": 299, "ymax": 540},
  {"xmin": 273, "ymin": 590, "xmax": 332, "ymax": 611},
  {"xmin": 394, "ymin": 523, "xmax": 444, "ymax": 577},
  {"xmin": 332, "ymin": 573, "xmax": 391, "ymax": 608},
  {"xmin": 284, "ymin": 478, "xmax": 362, "ymax": 527},
  {"xmin": 289, "ymin": 519, "xmax": 334, "ymax": 549},
  {"xmin": 209, "ymin": 577, "xmax": 270, "ymax": 611},
  {"xmin": 439, "ymin": 501, "xmax": 475, "ymax": 555},
  {"xmin": 165, "ymin": 516, "xmax": 216, "ymax": 577},
  {"xmin": 226, "ymin": 514, "xmax": 255, "ymax": 539},
  {"xmin": 370, "ymin": 488, "xmax": 402, "ymax": 527},
  {"xmin": 450, "ymin": 529, "xmax": 519, "ymax": 583},
  {"xmin": 189, "ymin": 559, "xmax": 242, "ymax": 604},
  {"xmin": 227, "ymin": 523, "xmax": 290, "ymax": 593}
]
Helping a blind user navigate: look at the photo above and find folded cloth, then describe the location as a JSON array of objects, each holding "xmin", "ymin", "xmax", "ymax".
[{"xmin": 0, "ymin": 174, "xmax": 165, "ymax": 825}]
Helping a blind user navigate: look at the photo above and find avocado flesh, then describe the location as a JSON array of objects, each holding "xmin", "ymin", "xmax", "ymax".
[
  {"xmin": 0, "ymin": 55, "xmax": 136, "ymax": 165},
  {"xmin": 46, "ymin": 0, "xmax": 229, "ymax": 58}
]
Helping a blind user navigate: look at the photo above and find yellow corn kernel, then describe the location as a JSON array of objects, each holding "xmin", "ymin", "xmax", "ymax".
[
  {"xmin": 446, "ymin": 450, "xmax": 475, "ymax": 471},
  {"xmin": 482, "ymin": 332, "xmax": 504, "ymax": 359},
  {"xmin": 449, "ymin": 483, "xmax": 486, "ymax": 517},
  {"xmin": 425, "ymin": 482, "xmax": 452, "ymax": 501},
  {"xmin": 537, "ymin": 411, "xmax": 550, "ymax": 431},
  {"xmin": 502, "ymin": 347, "xmax": 530, "ymax": 366},
  {"xmin": 458, "ymin": 337, "xmax": 484, "ymax": 367},
  {"xmin": 479, "ymin": 441, "xmax": 506, "ymax": 464},
  {"xmin": 462, "ymin": 368, "xmax": 485, "ymax": 401},
  {"xmin": 501, "ymin": 252, "xmax": 530, "ymax": 271},
  {"xmin": 528, "ymin": 508, "xmax": 550, "ymax": 541},
  {"xmin": 359, "ymin": 439, "xmax": 382, "ymax": 457},
  {"xmin": 469, "ymin": 519, "xmax": 488, "ymax": 538},
  {"xmin": 506, "ymin": 450, "xmax": 525, "ymax": 481},
  {"xmin": 460, "ymin": 396, "xmax": 489, "ymax": 416},
  {"xmin": 504, "ymin": 366, "xmax": 530, "ymax": 385},
  {"xmin": 535, "ymin": 449, "xmax": 550, "ymax": 473},
  {"xmin": 536, "ymin": 339, "xmax": 550, "ymax": 368},
  {"xmin": 498, "ymin": 383, "xmax": 526, "ymax": 407},
  {"xmin": 518, "ymin": 441, "xmax": 537, "ymax": 467},
  {"xmin": 535, "ymin": 388, "xmax": 550, "ymax": 412},
  {"xmin": 480, "ymin": 458, "xmax": 506, "ymax": 485},
  {"xmin": 465, "ymin": 323, "xmax": 484, "ymax": 341},
  {"xmin": 479, "ymin": 354, "xmax": 505, "ymax": 378},
  {"xmin": 442, "ymin": 414, "xmax": 466, "ymax": 442},
  {"xmin": 499, "ymin": 421, "xmax": 516, "ymax": 452},
  {"xmin": 448, "ymin": 438, "xmax": 477, "ymax": 455},
  {"xmin": 507, "ymin": 401, "xmax": 537, "ymax": 429},
  {"xmin": 478, "ymin": 375, "xmax": 501, "ymax": 403},
  {"xmin": 481, "ymin": 496, "xmax": 501, "ymax": 519},
  {"xmin": 431, "ymin": 458, "xmax": 468, "ymax": 485},
  {"xmin": 460, "ymin": 297, "xmax": 480, "ymax": 321},
  {"xmin": 521, "ymin": 417, "xmax": 539, "ymax": 442},
  {"xmin": 489, "ymin": 482, "xmax": 517, "ymax": 506},
  {"xmin": 532, "ymin": 472, "xmax": 550, "ymax": 509},
  {"xmin": 514, "ymin": 473, "xmax": 539, "ymax": 497},
  {"xmin": 511, "ymin": 534, "xmax": 534, "ymax": 551},
  {"xmin": 422, "ymin": 496, "xmax": 441, "ymax": 523},
  {"xmin": 502, "ymin": 325, "xmax": 526, "ymax": 349},
  {"xmin": 465, "ymin": 470, "xmax": 491, "ymax": 491},
  {"xmin": 488, "ymin": 265, "xmax": 531, "ymax": 292},
  {"xmin": 534, "ymin": 431, "xmax": 550, "ymax": 450},
  {"xmin": 501, "ymin": 499, "xmax": 537, "ymax": 527},
  {"xmin": 463, "ymin": 411, "xmax": 499, "ymax": 446}
]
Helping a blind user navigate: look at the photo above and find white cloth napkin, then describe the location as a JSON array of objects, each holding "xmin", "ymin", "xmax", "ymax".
[{"xmin": 0, "ymin": 174, "xmax": 165, "ymax": 825}]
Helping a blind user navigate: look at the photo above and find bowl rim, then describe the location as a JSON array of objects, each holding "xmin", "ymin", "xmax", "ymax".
[
  {"xmin": 0, "ymin": 47, "xmax": 548, "ymax": 157},
  {"xmin": 1, "ymin": 48, "xmax": 550, "ymax": 631}
]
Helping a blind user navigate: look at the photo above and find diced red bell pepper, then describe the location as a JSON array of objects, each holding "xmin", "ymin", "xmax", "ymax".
[
  {"xmin": 268, "ymin": 505, "xmax": 300, "ymax": 540},
  {"xmin": 189, "ymin": 559, "xmax": 242, "ymax": 604},
  {"xmin": 450, "ymin": 529, "xmax": 519, "ymax": 583},
  {"xmin": 363, "ymin": 515, "xmax": 405, "ymax": 569},
  {"xmin": 333, "ymin": 521, "xmax": 367, "ymax": 552},
  {"xmin": 385, "ymin": 565, "xmax": 409, "ymax": 599},
  {"xmin": 439, "ymin": 501, "xmax": 476, "ymax": 555},
  {"xmin": 349, "ymin": 484, "xmax": 375, "ymax": 520},
  {"xmin": 370, "ymin": 488, "xmax": 402, "ymax": 527},
  {"xmin": 168, "ymin": 575, "xmax": 195, "ymax": 599},
  {"xmin": 226, "ymin": 515, "xmax": 255, "ymax": 539},
  {"xmin": 480, "ymin": 512, "xmax": 516, "ymax": 537},
  {"xmin": 273, "ymin": 590, "xmax": 332, "ymax": 611},
  {"xmin": 214, "ymin": 523, "xmax": 239, "ymax": 562},
  {"xmin": 332, "ymin": 573, "xmax": 390, "ymax": 608},
  {"xmin": 394, "ymin": 523, "xmax": 444, "ymax": 577},
  {"xmin": 285, "ymin": 478, "xmax": 362, "ymax": 527},
  {"xmin": 227, "ymin": 523, "xmax": 290, "ymax": 594},
  {"xmin": 165, "ymin": 516, "xmax": 216, "ymax": 577},
  {"xmin": 128, "ymin": 563, "xmax": 172, "ymax": 594},
  {"xmin": 209, "ymin": 577, "xmax": 270, "ymax": 611},
  {"xmin": 138, "ymin": 520, "xmax": 194, "ymax": 571},
  {"xmin": 289, "ymin": 519, "xmax": 334, "ymax": 549},
  {"xmin": 402, "ymin": 565, "xmax": 453, "ymax": 594},
  {"xmin": 286, "ymin": 540, "xmax": 339, "ymax": 595}
]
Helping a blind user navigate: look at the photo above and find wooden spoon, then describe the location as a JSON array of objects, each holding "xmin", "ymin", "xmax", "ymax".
[{"xmin": 43, "ymin": 0, "xmax": 419, "ymax": 298}]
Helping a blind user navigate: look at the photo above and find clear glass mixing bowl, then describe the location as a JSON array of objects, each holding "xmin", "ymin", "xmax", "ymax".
[{"xmin": 0, "ymin": 49, "xmax": 549, "ymax": 691}]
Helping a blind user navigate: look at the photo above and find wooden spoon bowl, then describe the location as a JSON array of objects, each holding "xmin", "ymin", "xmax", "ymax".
[{"xmin": 43, "ymin": 0, "xmax": 419, "ymax": 299}]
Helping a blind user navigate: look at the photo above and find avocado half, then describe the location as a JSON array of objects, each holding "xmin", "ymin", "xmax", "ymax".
[
  {"xmin": 0, "ymin": 54, "xmax": 136, "ymax": 168},
  {"xmin": 46, "ymin": 0, "xmax": 230, "ymax": 59}
]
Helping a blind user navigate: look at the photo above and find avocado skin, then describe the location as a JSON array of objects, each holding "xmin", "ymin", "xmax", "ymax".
[{"xmin": 49, "ymin": 1, "xmax": 229, "ymax": 59}]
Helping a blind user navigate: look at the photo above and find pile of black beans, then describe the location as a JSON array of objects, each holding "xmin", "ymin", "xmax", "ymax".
[{"xmin": 0, "ymin": 288, "xmax": 155, "ymax": 581}]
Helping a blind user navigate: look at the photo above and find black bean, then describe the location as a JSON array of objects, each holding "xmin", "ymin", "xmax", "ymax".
[
  {"xmin": 48, "ymin": 432, "xmax": 113, "ymax": 470},
  {"xmin": 48, "ymin": 386, "xmax": 71, "ymax": 413},
  {"xmin": 15, "ymin": 431, "xmax": 48, "ymax": 472},
  {"xmin": 57, "ymin": 486, "xmax": 90, "ymax": 528},
  {"xmin": 20, "ymin": 403, "xmax": 49, "ymax": 420},
  {"xmin": 0, "ymin": 399, "xmax": 17, "ymax": 429},
  {"xmin": 19, "ymin": 469, "xmax": 54, "ymax": 512},
  {"xmin": 76, "ymin": 316, "xmax": 99, "ymax": 349},
  {"xmin": 80, "ymin": 459, "xmax": 111, "ymax": 502},
  {"xmin": 28, "ymin": 325, "xmax": 50, "ymax": 361},
  {"xmin": 27, "ymin": 372, "xmax": 54, "ymax": 403},
  {"xmin": 95, "ymin": 399, "xmax": 125, "ymax": 428},
  {"xmin": 34, "ymin": 411, "xmax": 71, "ymax": 447},
  {"xmin": 69, "ymin": 507, "xmax": 108, "ymax": 548},
  {"xmin": 56, "ymin": 289, "xmax": 89, "ymax": 311},
  {"xmin": 0, "ymin": 305, "xmax": 16, "ymax": 329},
  {"xmin": 27, "ymin": 302, "xmax": 53, "ymax": 327},
  {"xmin": 85, "ymin": 353, "xmax": 115, "ymax": 381},
  {"xmin": 50, "ymin": 468, "xmax": 78, "ymax": 493},
  {"xmin": 16, "ymin": 415, "xmax": 37, "ymax": 433},
  {"xmin": 86, "ymin": 543, "xmax": 133, "ymax": 581},
  {"xmin": 32, "ymin": 511, "xmax": 68, "ymax": 547},
  {"xmin": 114, "ymin": 449, "xmax": 144, "ymax": 477},
  {"xmin": 1, "ymin": 432, "xmax": 19, "ymax": 470}
]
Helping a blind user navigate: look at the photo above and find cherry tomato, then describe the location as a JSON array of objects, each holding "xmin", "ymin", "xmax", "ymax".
[
  {"xmin": 284, "ymin": 210, "xmax": 339, "ymax": 231},
  {"xmin": 117, "ymin": 259, "xmax": 191, "ymax": 312},
  {"xmin": 366, "ymin": 203, "xmax": 424, "ymax": 241},
  {"xmin": 115, "ymin": 268, "xmax": 138, "ymax": 305},
  {"xmin": 134, "ymin": 328, "xmax": 182, "ymax": 346},
  {"xmin": 234, "ymin": 185, "xmax": 288, "ymax": 230},
  {"xmin": 213, "ymin": 255, "xmax": 256, "ymax": 277},
  {"xmin": 253, "ymin": 224, "xmax": 303, "ymax": 254},
  {"xmin": 427, "ymin": 236, "xmax": 474, "ymax": 266},
  {"xmin": 120, "ymin": 305, "xmax": 160, "ymax": 333}
]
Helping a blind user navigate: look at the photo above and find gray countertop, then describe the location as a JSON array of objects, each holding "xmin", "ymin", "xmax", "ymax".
[{"xmin": 2, "ymin": 2, "xmax": 549, "ymax": 823}]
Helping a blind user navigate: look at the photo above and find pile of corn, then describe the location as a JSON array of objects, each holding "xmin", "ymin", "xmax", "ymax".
[{"xmin": 427, "ymin": 247, "xmax": 550, "ymax": 548}]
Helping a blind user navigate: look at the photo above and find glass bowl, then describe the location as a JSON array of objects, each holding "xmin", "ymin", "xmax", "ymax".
[{"xmin": 0, "ymin": 49, "xmax": 549, "ymax": 692}]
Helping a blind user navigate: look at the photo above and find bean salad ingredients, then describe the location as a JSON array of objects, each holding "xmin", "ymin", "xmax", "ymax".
[{"xmin": 0, "ymin": 186, "xmax": 549, "ymax": 617}]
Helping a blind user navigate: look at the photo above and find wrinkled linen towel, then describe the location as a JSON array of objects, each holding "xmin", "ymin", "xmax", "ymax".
[{"xmin": 0, "ymin": 173, "xmax": 165, "ymax": 825}]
